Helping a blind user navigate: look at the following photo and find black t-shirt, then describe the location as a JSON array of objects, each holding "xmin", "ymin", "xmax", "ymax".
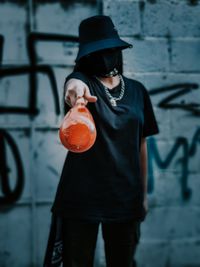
[{"xmin": 51, "ymin": 72, "xmax": 159, "ymax": 222}]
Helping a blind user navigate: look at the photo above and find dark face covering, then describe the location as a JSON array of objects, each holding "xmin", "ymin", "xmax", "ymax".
[{"xmin": 77, "ymin": 49, "xmax": 122, "ymax": 77}]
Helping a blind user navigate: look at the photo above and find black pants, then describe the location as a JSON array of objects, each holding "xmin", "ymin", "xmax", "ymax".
[{"xmin": 62, "ymin": 218, "xmax": 140, "ymax": 267}]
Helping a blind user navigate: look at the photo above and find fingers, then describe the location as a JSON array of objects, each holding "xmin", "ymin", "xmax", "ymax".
[
  {"xmin": 64, "ymin": 81, "xmax": 97, "ymax": 107},
  {"xmin": 84, "ymin": 87, "xmax": 97, "ymax": 103},
  {"xmin": 67, "ymin": 89, "xmax": 87, "ymax": 106},
  {"xmin": 65, "ymin": 95, "xmax": 72, "ymax": 107},
  {"xmin": 75, "ymin": 96, "xmax": 88, "ymax": 106},
  {"xmin": 65, "ymin": 88, "xmax": 77, "ymax": 107}
]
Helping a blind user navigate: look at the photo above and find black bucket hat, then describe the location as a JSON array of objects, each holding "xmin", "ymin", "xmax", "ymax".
[{"xmin": 75, "ymin": 15, "xmax": 133, "ymax": 62}]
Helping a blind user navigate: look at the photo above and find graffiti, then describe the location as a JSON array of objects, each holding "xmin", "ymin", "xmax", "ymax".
[
  {"xmin": 0, "ymin": 66, "xmax": 60, "ymax": 115},
  {"xmin": 0, "ymin": 33, "xmax": 78, "ymax": 207},
  {"xmin": 27, "ymin": 33, "xmax": 78, "ymax": 117},
  {"xmin": 147, "ymin": 82, "xmax": 200, "ymax": 199},
  {"xmin": 0, "ymin": 33, "xmax": 79, "ymax": 116},
  {"xmin": 0, "ymin": 129, "xmax": 24, "ymax": 206},
  {"xmin": 0, "ymin": 30, "xmax": 200, "ymax": 206},
  {"xmin": 149, "ymin": 83, "xmax": 200, "ymax": 116}
]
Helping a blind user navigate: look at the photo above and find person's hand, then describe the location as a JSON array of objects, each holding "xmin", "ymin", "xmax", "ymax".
[{"xmin": 64, "ymin": 78, "xmax": 97, "ymax": 107}]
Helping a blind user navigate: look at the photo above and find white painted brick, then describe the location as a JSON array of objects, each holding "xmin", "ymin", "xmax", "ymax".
[
  {"xmin": 0, "ymin": 207, "xmax": 32, "ymax": 267},
  {"xmin": 103, "ymin": 0, "xmax": 141, "ymax": 35},
  {"xmin": 135, "ymin": 240, "xmax": 169, "ymax": 267},
  {"xmin": 0, "ymin": 3, "xmax": 28, "ymax": 64},
  {"xmin": 36, "ymin": 41, "xmax": 78, "ymax": 65},
  {"xmin": 34, "ymin": 130, "xmax": 66, "ymax": 200},
  {"xmin": 33, "ymin": 72, "xmax": 61, "ymax": 126},
  {"xmin": 0, "ymin": 78, "xmax": 7, "ymax": 124},
  {"xmin": 142, "ymin": 0, "xmax": 173, "ymax": 37},
  {"xmin": 149, "ymin": 170, "xmax": 186, "ymax": 206},
  {"xmin": 188, "ymin": 174, "xmax": 200, "ymax": 206},
  {"xmin": 123, "ymin": 37, "xmax": 169, "ymax": 72},
  {"xmin": 0, "ymin": 75, "xmax": 30, "ymax": 126},
  {"xmin": 143, "ymin": 0, "xmax": 200, "ymax": 37},
  {"xmin": 170, "ymin": 108, "xmax": 199, "ymax": 140},
  {"xmin": 141, "ymin": 206, "xmax": 200, "ymax": 241},
  {"xmin": 35, "ymin": 2, "xmax": 99, "ymax": 35},
  {"xmin": 149, "ymin": 169, "xmax": 197, "ymax": 206},
  {"xmin": 187, "ymin": 127, "xmax": 200, "ymax": 174},
  {"xmin": 170, "ymin": 240, "xmax": 200, "ymax": 267},
  {"xmin": 171, "ymin": 39, "xmax": 200, "ymax": 72}
]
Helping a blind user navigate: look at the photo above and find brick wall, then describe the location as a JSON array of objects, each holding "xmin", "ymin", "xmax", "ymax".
[{"xmin": 0, "ymin": 0, "xmax": 199, "ymax": 266}]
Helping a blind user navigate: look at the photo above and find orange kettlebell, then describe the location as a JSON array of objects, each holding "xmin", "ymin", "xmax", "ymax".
[{"xmin": 59, "ymin": 101, "xmax": 97, "ymax": 153}]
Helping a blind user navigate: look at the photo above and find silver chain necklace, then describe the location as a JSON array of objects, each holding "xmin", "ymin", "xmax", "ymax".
[{"xmin": 95, "ymin": 74, "xmax": 125, "ymax": 107}]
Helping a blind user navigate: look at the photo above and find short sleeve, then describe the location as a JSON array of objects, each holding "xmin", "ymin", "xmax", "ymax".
[{"xmin": 142, "ymin": 86, "xmax": 159, "ymax": 137}]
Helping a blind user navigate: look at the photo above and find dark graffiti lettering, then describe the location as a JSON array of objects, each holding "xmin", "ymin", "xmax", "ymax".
[
  {"xmin": 27, "ymin": 33, "xmax": 78, "ymax": 117},
  {"xmin": 0, "ymin": 33, "xmax": 79, "ymax": 117},
  {"xmin": 0, "ymin": 33, "xmax": 78, "ymax": 208},
  {"xmin": 147, "ymin": 128, "xmax": 200, "ymax": 200},
  {"xmin": 147, "ymin": 83, "xmax": 200, "ymax": 199},
  {"xmin": 149, "ymin": 83, "xmax": 200, "ymax": 116},
  {"xmin": 0, "ymin": 129, "xmax": 24, "ymax": 206},
  {"xmin": 0, "ymin": 66, "xmax": 60, "ymax": 116}
]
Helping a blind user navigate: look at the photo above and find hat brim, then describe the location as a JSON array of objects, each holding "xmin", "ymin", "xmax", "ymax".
[{"xmin": 75, "ymin": 38, "xmax": 133, "ymax": 62}]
